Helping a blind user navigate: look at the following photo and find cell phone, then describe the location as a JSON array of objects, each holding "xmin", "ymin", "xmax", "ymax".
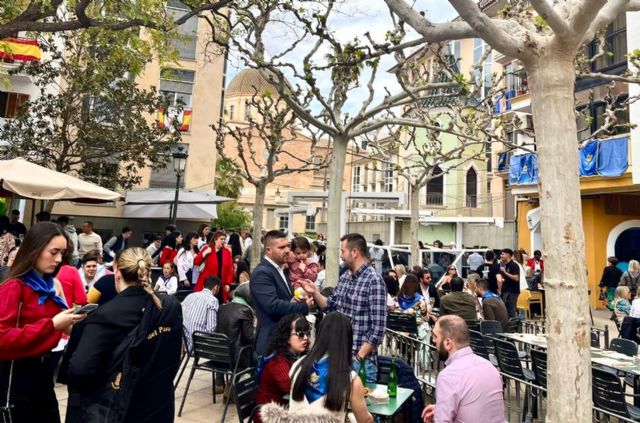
[{"xmin": 74, "ymin": 304, "xmax": 98, "ymax": 315}]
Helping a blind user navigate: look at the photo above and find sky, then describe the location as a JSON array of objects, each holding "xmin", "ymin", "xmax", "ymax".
[{"xmin": 225, "ymin": 1, "xmax": 458, "ymax": 116}]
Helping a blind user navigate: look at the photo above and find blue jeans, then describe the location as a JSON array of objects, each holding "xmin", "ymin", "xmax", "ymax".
[{"xmin": 352, "ymin": 358, "xmax": 378, "ymax": 384}]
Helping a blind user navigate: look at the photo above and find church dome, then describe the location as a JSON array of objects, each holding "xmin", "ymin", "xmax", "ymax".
[{"xmin": 226, "ymin": 68, "xmax": 279, "ymax": 98}]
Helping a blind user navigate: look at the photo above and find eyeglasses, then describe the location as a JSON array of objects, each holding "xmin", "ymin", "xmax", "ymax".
[{"xmin": 291, "ymin": 331, "xmax": 310, "ymax": 339}]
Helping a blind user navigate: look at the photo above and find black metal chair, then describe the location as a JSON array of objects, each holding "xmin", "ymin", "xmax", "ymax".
[
  {"xmin": 506, "ymin": 318, "xmax": 521, "ymax": 334},
  {"xmin": 491, "ymin": 337, "xmax": 536, "ymax": 421},
  {"xmin": 480, "ymin": 320, "xmax": 504, "ymax": 335},
  {"xmin": 530, "ymin": 349, "xmax": 547, "ymax": 389},
  {"xmin": 174, "ymin": 329, "xmax": 193, "ymax": 390},
  {"xmin": 591, "ymin": 330, "xmax": 600, "ymax": 348},
  {"xmin": 174, "ymin": 290, "xmax": 192, "ymax": 303},
  {"xmin": 592, "ymin": 366, "xmax": 640, "ymax": 421},
  {"xmin": 610, "ymin": 338, "xmax": 638, "ymax": 357},
  {"xmin": 178, "ymin": 331, "xmax": 251, "ymax": 422},
  {"xmin": 233, "ymin": 367, "xmax": 259, "ymax": 423},
  {"xmin": 465, "ymin": 319, "xmax": 481, "ymax": 332},
  {"xmin": 470, "ymin": 329, "xmax": 499, "ymax": 367},
  {"xmin": 387, "ymin": 312, "xmax": 418, "ymax": 337}
]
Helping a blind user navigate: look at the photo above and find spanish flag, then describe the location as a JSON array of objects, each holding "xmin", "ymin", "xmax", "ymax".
[
  {"xmin": 0, "ymin": 38, "xmax": 41, "ymax": 62},
  {"xmin": 157, "ymin": 107, "xmax": 192, "ymax": 132}
]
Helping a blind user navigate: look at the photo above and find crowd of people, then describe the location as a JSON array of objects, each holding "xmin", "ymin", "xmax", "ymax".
[{"xmin": 0, "ymin": 213, "xmax": 530, "ymax": 423}]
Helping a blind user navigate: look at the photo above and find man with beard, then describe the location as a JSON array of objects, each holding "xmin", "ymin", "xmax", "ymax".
[{"xmin": 422, "ymin": 315, "xmax": 503, "ymax": 423}]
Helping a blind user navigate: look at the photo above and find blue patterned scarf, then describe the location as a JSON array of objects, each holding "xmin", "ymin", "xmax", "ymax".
[
  {"xmin": 398, "ymin": 293, "xmax": 424, "ymax": 311},
  {"xmin": 482, "ymin": 291, "xmax": 502, "ymax": 302},
  {"xmin": 305, "ymin": 357, "xmax": 330, "ymax": 403},
  {"xmin": 22, "ymin": 269, "xmax": 68, "ymax": 309}
]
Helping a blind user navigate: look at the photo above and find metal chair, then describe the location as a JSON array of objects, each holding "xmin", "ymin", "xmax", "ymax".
[
  {"xmin": 591, "ymin": 330, "xmax": 600, "ymax": 349},
  {"xmin": 506, "ymin": 318, "xmax": 521, "ymax": 334},
  {"xmin": 178, "ymin": 331, "xmax": 251, "ymax": 422},
  {"xmin": 387, "ymin": 312, "xmax": 418, "ymax": 337},
  {"xmin": 530, "ymin": 349, "xmax": 547, "ymax": 389},
  {"xmin": 491, "ymin": 337, "xmax": 536, "ymax": 421},
  {"xmin": 174, "ymin": 329, "xmax": 193, "ymax": 390},
  {"xmin": 470, "ymin": 330, "xmax": 498, "ymax": 367},
  {"xmin": 465, "ymin": 319, "xmax": 481, "ymax": 332},
  {"xmin": 592, "ymin": 366, "xmax": 640, "ymax": 421},
  {"xmin": 480, "ymin": 320, "xmax": 504, "ymax": 335},
  {"xmin": 233, "ymin": 367, "xmax": 259, "ymax": 423},
  {"xmin": 610, "ymin": 338, "xmax": 638, "ymax": 357}
]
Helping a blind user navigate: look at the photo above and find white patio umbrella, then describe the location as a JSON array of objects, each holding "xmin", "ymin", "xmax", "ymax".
[
  {"xmin": 0, "ymin": 158, "xmax": 121, "ymax": 203},
  {"xmin": 123, "ymin": 189, "xmax": 232, "ymax": 220}
]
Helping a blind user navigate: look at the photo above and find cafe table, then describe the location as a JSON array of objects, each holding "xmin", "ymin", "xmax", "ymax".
[{"xmin": 365, "ymin": 384, "xmax": 414, "ymax": 422}]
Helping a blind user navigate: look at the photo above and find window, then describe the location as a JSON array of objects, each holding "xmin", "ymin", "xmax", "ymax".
[
  {"xmin": 244, "ymin": 102, "xmax": 251, "ymax": 120},
  {"xmin": 447, "ymin": 40, "xmax": 461, "ymax": 63},
  {"xmin": 159, "ymin": 69, "xmax": 195, "ymax": 108},
  {"xmin": 305, "ymin": 214, "xmax": 316, "ymax": 232},
  {"xmin": 466, "ymin": 167, "xmax": 478, "ymax": 208},
  {"xmin": 426, "ymin": 166, "xmax": 444, "ymax": 206},
  {"xmin": 383, "ymin": 161, "xmax": 394, "ymax": 192},
  {"xmin": 228, "ymin": 104, "xmax": 235, "ymax": 120},
  {"xmin": 80, "ymin": 158, "xmax": 119, "ymax": 190},
  {"xmin": 473, "ymin": 38, "xmax": 492, "ymax": 98},
  {"xmin": 587, "ymin": 13, "xmax": 627, "ymax": 72},
  {"xmin": 279, "ymin": 215, "xmax": 289, "ymax": 231},
  {"xmin": 167, "ymin": 1, "xmax": 198, "ymax": 60},
  {"xmin": 486, "ymin": 142, "xmax": 493, "ymax": 173},
  {"xmin": 505, "ymin": 63, "xmax": 527, "ymax": 96},
  {"xmin": 149, "ymin": 143, "xmax": 189, "ymax": 188},
  {"xmin": 577, "ymin": 97, "xmax": 630, "ymax": 141},
  {"xmin": 352, "ymin": 165, "xmax": 361, "ymax": 192},
  {"xmin": 0, "ymin": 91, "xmax": 29, "ymax": 118}
]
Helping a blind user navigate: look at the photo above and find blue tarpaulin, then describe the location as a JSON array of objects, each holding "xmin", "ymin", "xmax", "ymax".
[
  {"xmin": 498, "ymin": 152, "xmax": 508, "ymax": 172},
  {"xmin": 597, "ymin": 137, "xmax": 628, "ymax": 177},
  {"xmin": 579, "ymin": 141, "xmax": 599, "ymax": 176},
  {"xmin": 508, "ymin": 154, "xmax": 521, "ymax": 184},
  {"xmin": 518, "ymin": 154, "xmax": 538, "ymax": 184}
]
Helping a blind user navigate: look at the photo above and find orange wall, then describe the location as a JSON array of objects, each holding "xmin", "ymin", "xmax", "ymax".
[{"xmin": 517, "ymin": 196, "xmax": 640, "ymax": 308}]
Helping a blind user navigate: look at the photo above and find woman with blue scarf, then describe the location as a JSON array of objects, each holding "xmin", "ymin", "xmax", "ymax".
[
  {"xmin": 0, "ymin": 222, "xmax": 85, "ymax": 422},
  {"xmin": 289, "ymin": 312, "xmax": 372, "ymax": 423}
]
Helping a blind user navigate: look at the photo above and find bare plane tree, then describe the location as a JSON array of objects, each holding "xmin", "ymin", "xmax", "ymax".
[{"xmin": 383, "ymin": 0, "xmax": 640, "ymax": 420}]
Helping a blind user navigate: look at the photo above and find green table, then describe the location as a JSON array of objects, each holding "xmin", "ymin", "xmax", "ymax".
[{"xmin": 365, "ymin": 383, "xmax": 413, "ymax": 419}]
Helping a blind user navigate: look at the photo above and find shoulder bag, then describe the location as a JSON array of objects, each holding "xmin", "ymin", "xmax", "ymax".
[{"xmin": 1, "ymin": 301, "xmax": 22, "ymax": 423}]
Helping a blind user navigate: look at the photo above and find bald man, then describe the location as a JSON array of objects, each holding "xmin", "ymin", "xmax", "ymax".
[{"xmin": 422, "ymin": 315, "xmax": 504, "ymax": 423}]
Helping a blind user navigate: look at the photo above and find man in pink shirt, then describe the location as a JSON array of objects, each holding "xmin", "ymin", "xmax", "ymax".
[{"xmin": 422, "ymin": 315, "xmax": 504, "ymax": 423}]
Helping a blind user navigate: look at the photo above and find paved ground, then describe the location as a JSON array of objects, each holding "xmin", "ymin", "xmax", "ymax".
[{"xmin": 55, "ymin": 307, "xmax": 617, "ymax": 422}]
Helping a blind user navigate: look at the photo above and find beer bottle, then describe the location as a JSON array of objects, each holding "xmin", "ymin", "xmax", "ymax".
[
  {"xmin": 358, "ymin": 357, "xmax": 368, "ymax": 385},
  {"xmin": 387, "ymin": 359, "xmax": 397, "ymax": 397}
]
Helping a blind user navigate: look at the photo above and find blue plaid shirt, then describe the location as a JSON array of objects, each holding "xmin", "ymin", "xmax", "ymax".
[{"xmin": 326, "ymin": 262, "xmax": 387, "ymax": 363}]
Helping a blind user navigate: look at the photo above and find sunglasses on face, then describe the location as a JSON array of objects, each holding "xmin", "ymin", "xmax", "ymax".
[{"xmin": 291, "ymin": 331, "xmax": 310, "ymax": 339}]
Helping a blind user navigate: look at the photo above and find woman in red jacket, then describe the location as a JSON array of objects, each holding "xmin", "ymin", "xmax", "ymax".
[
  {"xmin": 0, "ymin": 222, "xmax": 85, "ymax": 422},
  {"xmin": 193, "ymin": 230, "xmax": 234, "ymax": 303},
  {"xmin": 159, "ymin": 231, "xmax": 183, "ymax": 267}
]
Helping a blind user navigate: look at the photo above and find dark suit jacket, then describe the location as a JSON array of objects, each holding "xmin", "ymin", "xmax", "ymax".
[{"xmin": 250, "ymin": 258, "xmax": 308, "ymax": 355}]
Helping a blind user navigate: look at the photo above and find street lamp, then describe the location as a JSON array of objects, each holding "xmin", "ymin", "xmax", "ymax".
[{"xmin": 171, "ymin": 146, "xmax": 188, "ymax": 225}]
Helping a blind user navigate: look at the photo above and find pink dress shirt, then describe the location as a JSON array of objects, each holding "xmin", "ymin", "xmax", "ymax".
[{"xmin": 435, "ymin": 346, "xmax": 504, "ymax": 423}]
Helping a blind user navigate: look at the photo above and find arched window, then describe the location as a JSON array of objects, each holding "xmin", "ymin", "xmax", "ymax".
[
  {"xmin": 426, "ymin": 166, "xmax": 444, "ymax": 206},
  {"xmin": 466, "ymin": 167, "xmax": 478, "ymax": 208}
]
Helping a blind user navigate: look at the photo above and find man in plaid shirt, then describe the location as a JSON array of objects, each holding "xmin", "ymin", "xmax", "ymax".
[{"xmin": 302, "ymin": 233, "xmax": 387, "ymax": 383}]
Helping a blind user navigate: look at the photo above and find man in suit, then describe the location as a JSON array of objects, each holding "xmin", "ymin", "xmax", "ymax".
[{"xmin": 250, "ymin": 230, "xmax": 312, "ymax": 356}]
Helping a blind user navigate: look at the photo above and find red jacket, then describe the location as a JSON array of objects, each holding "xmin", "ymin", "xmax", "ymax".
[
  {"xmin": 0, "ymin": 278, "xmax": 64, "ymax": 360},
  {"xmin": 57, "ymin": 265, "xmax": 88, "ymax": 307},
  {"xmin": 159, "ymin": 247, "xmax": 178, "ymax": 267},
  {"xmin": 255, "ymin": 353, "xmax": 293, "ymax": 423},
  {"xmin": 193, "ymin": 246, "xmax": 234, "ymax": 301},
  {"xmin": 526, "ymin": 258, "xmax": 544, "ymax": 272}
]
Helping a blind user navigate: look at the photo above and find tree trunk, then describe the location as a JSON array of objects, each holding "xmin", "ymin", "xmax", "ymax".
[
  {"xmin": 250, "ymin": 181, "xmax": 267, "ymax": 270},
  {"xmin": 526, "ymin": 53, "xmax": 591, "ymax": 422},
  {"xmin": 410, "ymin": 182, "xmax": 421, "ymax": 268},
  {"xmin": 325, "ymin": 136, "xmax": 348, "ymax": 287}
]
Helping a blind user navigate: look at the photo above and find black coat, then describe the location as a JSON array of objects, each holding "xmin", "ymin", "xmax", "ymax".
[
  {"xmin": 216, "ymin": 301, "xmax": 255, "ymax": 368},
  {"xmin": 61, "ymin": 286, "xmax": 183, "ymax": 423},
  {"xmin": 249, "ymin": 258, "xmax": 308, "ymax": 356}
]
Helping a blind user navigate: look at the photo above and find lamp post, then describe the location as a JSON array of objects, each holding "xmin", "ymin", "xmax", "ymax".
[{"xmin": 171, "ymin": 146, "xmax": 188, "ymax": 225}]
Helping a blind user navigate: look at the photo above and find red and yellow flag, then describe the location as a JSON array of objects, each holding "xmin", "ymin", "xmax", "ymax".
[
  {"xmin": 157, "ymin": 107, "xmax": 192, "ymax": 132},
  {"xmin": 0, "ymin": 38, "xmax": 41, "ymax": 62}
]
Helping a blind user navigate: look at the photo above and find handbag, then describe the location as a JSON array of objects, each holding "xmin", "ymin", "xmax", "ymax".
[{"xmin": 1, "ymin": 302, "xmax": 22, "ymax": 423}]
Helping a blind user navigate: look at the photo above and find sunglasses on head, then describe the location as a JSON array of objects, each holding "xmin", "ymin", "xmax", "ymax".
[{"xmin": 291, "ymin": 331, "xmax": 310, "ymax": 339}]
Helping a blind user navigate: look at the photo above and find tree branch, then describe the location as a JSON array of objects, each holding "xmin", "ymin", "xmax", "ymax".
[{"xmin": 529, "ymin": 0, "xmax": 571, "ymax": 38}]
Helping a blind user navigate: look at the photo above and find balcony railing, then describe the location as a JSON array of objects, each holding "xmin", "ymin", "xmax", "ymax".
[{"xmin": 506, "ymin": 69, "xmax": 528, "ymax": 98}]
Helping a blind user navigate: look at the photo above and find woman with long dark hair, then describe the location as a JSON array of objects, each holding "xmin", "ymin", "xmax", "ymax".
[
  {"xmin": 0, "ymin": 222, "xmax": 85, "ymax": 422},
  {"xmin": 194, "ymin": 230, "xmax": 234, "ymax": 303},
  {"xmin": 176, "ymin": 231, "xmax": 200, "ymax": 290},
  {"xmin": 255, "ymin": 314, "xmax": 310, "ymax": 423},
  {"xmin": 196, "ymin": 224, "xmax": 211, "ymax": 250},
  {"xmin": 159, "ymin": 231, "xmax": 183, "ymax": 267},
  {"xmin": 290, "ymin": 312, "xmax": 372, "ymax": 423},
  {"xmin": 228, "ymin": 232, "xmax": 243, "ymax": 259},
  {"xmin": 62, "ymin": 247, "xmax": 182, "ymax": 423}
]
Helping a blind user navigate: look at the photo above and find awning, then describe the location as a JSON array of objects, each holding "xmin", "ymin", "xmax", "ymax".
[
  {"xmin": 0, "ymin": 158, "xmax": 121, "ymax": 203},
  {"xmin": 123, "ymin": 189, "xmax": 232, "ymax": 220}
]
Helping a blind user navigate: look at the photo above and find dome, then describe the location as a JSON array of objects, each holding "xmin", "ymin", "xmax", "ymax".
[{"xmin": 226, "ymin": 68, "xmax": 279, "ymax": 98}]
